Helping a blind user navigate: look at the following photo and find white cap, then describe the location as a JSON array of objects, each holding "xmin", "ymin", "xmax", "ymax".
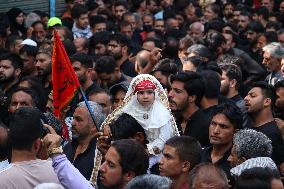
[{"xmin": 21, "ymin": 39, "xmax": 37, "ymax": 47}]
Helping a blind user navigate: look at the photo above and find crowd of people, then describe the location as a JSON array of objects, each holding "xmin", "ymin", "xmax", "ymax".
[{"xmin": 0, "ymin": 0, "xmax": 284, "ymax": 188}]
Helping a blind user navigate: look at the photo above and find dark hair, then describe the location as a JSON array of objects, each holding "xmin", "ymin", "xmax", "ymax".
[
  {"xmin": 246, "ymin": 21, "xmax": 265, "ymax": 33},
  {"xmin": 255, "ymin": 6, "xmax": 269, "ymax": 20},
  {"xmin": 170, "ymin": 72, "xmax": 205, "ymax": 105},
  {"xmin": 151, "ymin": 58, "xmax": 177, "ymax": 76},
  {"xmin": 114, "ymin": 0, "xmax": 129, "ymax": 9},
  {"xmin": 219, "ymin": 63, "xmax": 242, "ymax": 91},
  {"xmin": 165, "ymin": 136, "xmax": 202, "ymax": 169},
  {"xmin": 19, "ymin": 45, "xmax": 38, "ymax": 57},
  {"xmin": 274, "ymin": 80, "xmax": 284, "ymax": 89},
  {"xmin": 111, "ymin": 139, "xmax": 149, "ymax": 175},
  {"xmin": 184, "ymin": 56, "xmax": 205, "ymax": 69},
  {"xmin": 90, "ymin": 31, "xmax": 110, "ymax": 46},
  {"xmin": 240, "ymin": 11, "xmax": 251, "ymax": 18},
  {"xmin": 90, "ymin": 15, "xmax": 107, "ymax": 28},
  {"xmin": 19, "ymin": 76, "xmax": 47, "ymax": 111},
  {"xmin": 131, "ymin": 0, "xmax": 145, "ymax": 11},
  {"xmin": 71, "ymin": 4, "xmax": 88, "ymax": 19},
  {"xmin": 63, "ymin": 39, "xmax": 77, "ymax": 56},
  {"xmin": 266, "ymin": 21, "xmax": 282, "ymax": 31},
  {"xmin": 259, "ymin": 31, "xmax": 278, "ymax": 43},
  {"xmin": 54, "ymin": 26, "xmax": 74, "ymax": 41},
  {"xmin": 206, "ymin": 3, "xmax": 220, "ymax": 16},
  {"xmin": 200, "ymin": 70, "xmax": 220, "ymax": 99},
  {"xmin": 7, "ymin": 35, "xmax": 23, "ymax": 48},
  {"xmin": 205, "ymin": 32, "xmax": 226, "ymax": 51},
  {"xmin": 9, "ymin": 107, "xmax": 44, "ymax": 150},
  {"xmin": 71, "ymin": 52, "xmax": 93, "ymax": 68},
  {"xmin": 95, "ymin": 56, "xmax": 117, "ymax": 74},
  {"xmin": 212, "ymin": 103, "xmax": 243, "ymax": 130},
  {"xmin": 223, "ymin": 29, "xmax": 238, "ymax": 44},
  {"xmin": 120, "ymin": 21, "xmax": 132, "ymax": 29},
  {"xmin": 251, "ymin": 81, "xmax": 276, "ymax": 105},
  {"xmin": 205, "ymin": 20, "xmax": 224, "ymax": 33},
  {"xmin": 222, "ymin": 22, "xmax": 238, "ymax": 33},
  {"xmin": 109, "ymin": 33, "xmax": 131, "ymax": 47},
  {"xmin": 235, "ymin": 167, "xmax": 280, "ymax": 189},
  {"xmin": 9, "ymin": 87, "xmax": 40, "ymax": 109},
  {"xmin": 110, "ymin": 113, "xmax": 147, "ymax": 142},
  {"xmin": 0, "ymin": 53, "xmax": 23, "ymax": 70}
]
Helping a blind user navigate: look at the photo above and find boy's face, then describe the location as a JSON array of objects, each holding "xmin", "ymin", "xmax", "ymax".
[
  {"xmin": 136, "ymin": 89, "xmax": 155, "ymax": 107},
  {"xmin": 159, "ymin": 144, "xmax": 185, "ymax": 178},
  {"xmin": 76, "ymin": 13, "xmax": 89, "ymax": 29}
]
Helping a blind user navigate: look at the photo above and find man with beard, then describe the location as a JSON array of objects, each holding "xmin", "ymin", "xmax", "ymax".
[
  {"xmin": 201, "ymin": 103, "xmax": 242, "ymax": 178},
  {"xmin": 274, "ymin": 80, "xmax": 284, "ymax": 138},
  {"xmin": 0, "ymin": 53, "xmax": 23, "ymax": 125},
  {"xmin": 244, "ymin": 21, "xmax": 265, "ymax": 63},
  {"xmin": 35, "ymin": 45, "xmax": 52, "ymax": 100},
  {"xmin": 108, "ymin": 33, "xmax": 137, "ymax": 77},
  {"xmin": 19, "ymin": 44, "xmax": 38, "ymax": 77},
  {"xmin": 262, "ymin": 42, "xmax": 284, "ymax": 86},
  {"xmin": 244, "ymin": 81, "xmax": 284, "ymax": 175},
  {"xmin": 69, "ymin": 53, "xmax": 100, "ymax": 115},
  {"xmin": 63, "ymin": 101, "xmax": 105, "ymax": 180},
  {"xmin": 219, "ymin": 63, "xmax": 248, "ymax": 127},
  {"xmin": 168, "ymin": 72, "xmax": 211, "ymax": 147}
]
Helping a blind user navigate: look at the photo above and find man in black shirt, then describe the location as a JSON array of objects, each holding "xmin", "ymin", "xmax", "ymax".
[
  {"xmin": 219, "ymin": 63, "xmax": 248, "ymax": 127},
  {"xmin": 201, "ymin": 103, "xmax": 242, "ymax": 177},
  {"xmin": 64, "ymin": 101, "xmax": 105, "ymax": 180},
  {"xmin": 169, "ymin": 72, "xmax": 210, "ymax": 147},
  {"xmin": 244, "ymin": 81, "xmax": 284, "ymax": 175},
  {"xmin": 69, "ymin": 53, "xmax": 100, "ymax": 116},
  {"xmin": 95, "ymin": 56, "xmax": 130, "ymax": 89},
  {"xmin": 0, "ymin": 53, "xmax": 23, "ymax": 125},
  {"xmin": 107, "ymin": 33, "xmax": 137, "ymax": 77}
]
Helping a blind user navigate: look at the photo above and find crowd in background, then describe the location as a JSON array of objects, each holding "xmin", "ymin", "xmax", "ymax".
[{"xmin": 0, "ymin": 0, "xmax": 284, "ymax": 188}]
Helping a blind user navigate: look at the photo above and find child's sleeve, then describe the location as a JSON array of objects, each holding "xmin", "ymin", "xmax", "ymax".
[{"xmin": 147, "ymin": 121, "xmax": 174, "ymax": 155}]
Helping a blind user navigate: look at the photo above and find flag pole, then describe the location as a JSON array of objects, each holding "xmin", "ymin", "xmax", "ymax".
[{"xmin": 79, "ymin": 86, "xmax": 100, "ymax": 132}]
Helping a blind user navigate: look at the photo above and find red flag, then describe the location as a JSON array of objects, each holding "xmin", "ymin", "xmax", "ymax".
[{"xmin": 52, "ymin": 30, "xmax": 80, "ymax": 119}]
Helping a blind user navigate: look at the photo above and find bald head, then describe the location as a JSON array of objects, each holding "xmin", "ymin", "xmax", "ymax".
[
  {"xmin": 188, "ymin": 22, "xmax": 204, "ymax": 40},
  {"xmin": 189, "ymin": 163, "xmax": 229, "ymax": 189},
  {"xmin": 135, "ymin": 50, "xmax": 150, "ymax": 73}
]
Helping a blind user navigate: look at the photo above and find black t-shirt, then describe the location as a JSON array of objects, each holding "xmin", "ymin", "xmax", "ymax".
[
  {"xmin": 63, "ymin": 138, "xmax": 97, "ymax": 180},
  {"xmin": 0, "ymin": 81, "xmax": 19, "ymax": 126},
  {"xmin": 176, "ymin": 109, "xmax": 211, "ymax": 147},
  {"xmin": 201, "ymin": 146, "xmax": 232, "ymax": 178},
  {"xmin": 253, "ymin": 121, "xmax": 284, "ymax": 165},
  {"xmin": 120, "ymin": 59, "xmax": 137, "ymax": 78}
]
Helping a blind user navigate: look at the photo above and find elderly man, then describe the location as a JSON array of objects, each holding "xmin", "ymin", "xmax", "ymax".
[
  {"xmin": 63, "ymin": 101, "xmax": 105, "ymax": 180},
  {"xmin": 189, "ymin": 163, "xmax": 230, "ymax": 189},
  {"xmin": 262, "ymin": 42, "xmax": 284, "ymax": 85},
  {"xmin": 187, "ymin": 22, "xmax": 205, "ymax": 42},
  {"xmin": 228, "ymin": 129, "xmax": 277, "ymax": 177}
]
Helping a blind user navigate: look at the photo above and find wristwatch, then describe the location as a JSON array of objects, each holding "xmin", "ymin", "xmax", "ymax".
[{"xmin": 48, "ymin": 146, "xmax": 63, "ymax": 157}]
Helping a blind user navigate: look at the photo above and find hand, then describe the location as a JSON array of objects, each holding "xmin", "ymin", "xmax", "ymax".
[
  {"xmin": 43, "ymin": 124, "xmax": 62, "ymax": 150},
  {"xmin": 96, "ymin": 132, "xmax": 111, "ymax": 156},
  {"xmin": 149, "ymin": 48, "xmax": 162, "ymax": 66},
  {"xmin": 26, "ymin": 27, "xmax": 33, "ymax": 39}
]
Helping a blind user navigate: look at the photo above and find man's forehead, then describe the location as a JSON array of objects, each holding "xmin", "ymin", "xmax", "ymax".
[
  {"xmin": 249, "ymin": 87, "xmax": 262, "ymax": 94},
  {"xmin": 0, "ymin": 59, "xmax": 13, "ymax": 66},
  {"xmin": 163, "ymin": 144, "xmax": 178, "ymax": 155},
  {"xmin": 12, "ymin": 91, "xmax": 33, "ymax": 101}
]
